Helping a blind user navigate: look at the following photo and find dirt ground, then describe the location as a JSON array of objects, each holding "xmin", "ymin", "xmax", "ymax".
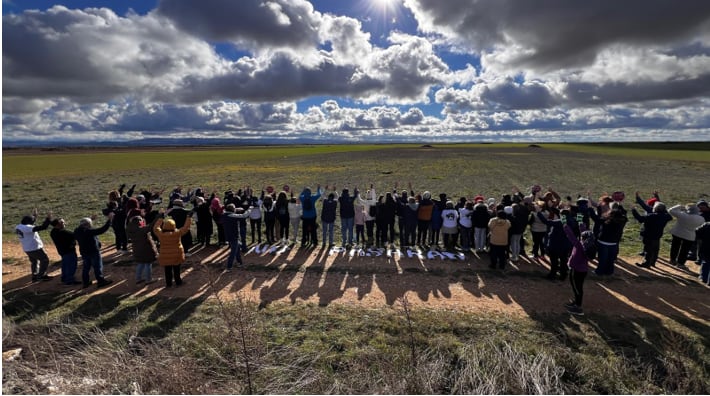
[{"xmin": 2, "ymin": 240, "xmax": 709, "ymax": 324}]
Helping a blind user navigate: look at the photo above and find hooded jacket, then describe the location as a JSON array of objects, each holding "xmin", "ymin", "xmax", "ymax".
[{"xmin": 300, "ymin": 187, "xmax": 322, "ymax": 220}]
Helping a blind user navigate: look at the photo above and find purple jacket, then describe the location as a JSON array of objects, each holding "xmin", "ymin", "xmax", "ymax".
[{"xmin": 565, "ymin": 224, "xmax": 589, "ymax": 272}]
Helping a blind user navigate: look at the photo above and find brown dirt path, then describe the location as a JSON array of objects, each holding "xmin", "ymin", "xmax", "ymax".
[{"xmin": 2, "ymin": 241, "xmax": 709, "ymax": 325}]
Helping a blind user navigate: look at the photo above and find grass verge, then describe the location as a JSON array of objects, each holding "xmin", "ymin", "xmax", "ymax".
[{"xmin": 3, "ymin": 290, "xmax": 708, "ymax": 394}]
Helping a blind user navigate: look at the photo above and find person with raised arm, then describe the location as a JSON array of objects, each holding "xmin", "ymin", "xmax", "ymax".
[
  {"xmin": 16, "ymin": 209, "xmax": 53, "ymax": 282},
  {"xmin": 222, "ymin": 204, "xmax": 252, "ymax": 271},
  {"xmin": 50, "ymin": 217, "xmax": 80, "ymax": 285},
  {"xmin": 154, "ymin": 207, "xmax": 193, "ymax": 288},
  {"xmin": 300, "ymin": 184, "xmax": 323, "ymax": 246},
  {"xmin": 74, "ymin": 212, "xmax": 115, "ymax": 288},
  {"xmin": 631, "ymin": 192, "xmax": 672, "ymax": 269}
]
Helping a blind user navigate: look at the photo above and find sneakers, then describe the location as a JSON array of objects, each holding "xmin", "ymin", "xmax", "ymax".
[
  {"xmin": 635, "ymin": 262, "xmax": 650, "ymax": 268},
  {"xmin": 567, "ymin": 305, "xmax": 584, "ymax": 315},
  {"xmin": 564, "ymin": 301, "xmax": 577, "ymax": 310}
]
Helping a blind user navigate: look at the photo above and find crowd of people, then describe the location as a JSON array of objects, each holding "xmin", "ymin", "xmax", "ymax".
[{"xmin": 15, "ymin": 182, "xmax": 710, "ymax": 316}]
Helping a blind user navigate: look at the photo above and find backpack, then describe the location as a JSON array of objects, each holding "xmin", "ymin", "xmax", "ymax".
[
  {"xmin": 302, "ymin": 197, "xmax": 313, "ymax": 211},
  {"xmin": 581, "ymin": 230, "xmax": 597, "ymax": 260}
]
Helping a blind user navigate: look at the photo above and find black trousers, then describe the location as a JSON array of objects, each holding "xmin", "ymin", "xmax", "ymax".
[
  {"xmin": 548, "ymin": 251, "xmax": 569, "ymax": 279},
  {"xmin": 670, "ymin": 235, "xmax": 693, "ymax": 265},
  {"xmin": 164, "ymin": 264, "xmax": 182, "ymax": 286},
  {"xmin": 489, "ymin": 244, "xmax": 508, "ymax": 269},
  {"xmin": 642, "ymin": 238, "xmax": 661, "ymax": 267},
  {"xmin": 569, "ymin": 268, "xmax": 587, "ymax": 307}
]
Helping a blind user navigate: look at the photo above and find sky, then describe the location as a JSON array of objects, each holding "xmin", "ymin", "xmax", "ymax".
[{"xmin": 3, "ymin": 0, "xmax": 710, "ymax": 144}]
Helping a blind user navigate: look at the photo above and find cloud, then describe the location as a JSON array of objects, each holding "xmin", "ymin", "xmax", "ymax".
[
  {"xmin": 2, "ymin": 6, "xmax": 222, "ymax": 103},
  {"xmin": 404, "ymin": 0, "xmax": 710, "ymax": 70},
  {"xmin": 157, "ymin": 0, "xmax": 322, "ymax": 50},
  {"xmin": 2, "ymin": 2, "xmax": 709, "ymax": 142}
]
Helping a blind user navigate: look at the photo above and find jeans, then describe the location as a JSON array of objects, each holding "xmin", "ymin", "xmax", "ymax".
[
  {"xmin": 226, "ymin": 240, "xmax": 242, "ymax": 269},
  {"xmin": 459, "ymin": 226, "xmax": 472, "ymax": 250},
  {"xmin": 60, "ymin": 252, "xmax": 78, "ymax": 283},
  {"xmin": 341, "ymin": 217, "xmax": 354, "ymax": 245},
  {"xmin": 595, "ymin": 242, "xmax": 619, "ymax": 275},
  {"xmin": 81, "ymin": 251, "xmax": 105, "ymax": 285},
  {"xmin": 510, "ymin": 233, "xmax": 522, "ymax": 260},
  {"xmin": 135, "ymin": 262, "xmax": 153, "ymax": 282},
  {"xmin": 290, "ymin": 217, "xmax": 300, "ymax": 243},
  {"xmin": 26, "ymin": 249, "xmax": 50, "ymax": 278},
  {"xmin": 250, "ymin": 218, "xmax": 262, "ymax": 243},
  {"xmin": 239, "ymin": 221, "xmax": 247, "ymax": 252},
  {"xmin": 531, "ymin": 231, "xmax": 546, "ymax": 256},
  {"xmin": 474, "ymin": 227, "xmax": 487, "ymax": 251},
  {"xmin": 322, "ymin": 222, "xmax": 334, "ymax": 245}
]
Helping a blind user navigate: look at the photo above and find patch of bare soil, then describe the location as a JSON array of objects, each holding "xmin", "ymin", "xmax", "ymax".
[{"xmin": 2, "ymin": 241, "xmax": 708, "ymax": 324}]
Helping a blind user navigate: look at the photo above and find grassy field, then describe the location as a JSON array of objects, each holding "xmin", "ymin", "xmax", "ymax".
[
  {"xmin": 3, "ymin": 143, "xmax": 710, "ymax": 394},
  {"xmin": 3, "ymin": 143, "xmax": 709, "ymax": 255}
]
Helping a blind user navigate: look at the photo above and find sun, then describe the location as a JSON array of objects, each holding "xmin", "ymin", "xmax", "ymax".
[
  {"xmin": 370, "ymin": 0, "xmax": 399, "ymax": 13},
  {"xmin": 364, "ymin": 0, "xmax": 401, "ymax": 24}
]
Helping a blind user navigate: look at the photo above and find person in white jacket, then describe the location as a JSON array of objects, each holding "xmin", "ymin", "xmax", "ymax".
[
  {"xmin": 287, "ymin": 194, "xmax": 302, "ymax": 244},
  {"xmin": 441, "ymin": 201, "xmax": 459, "ymax": 250},
  {"xmin": 669, "ymin": 203, "xmax": 705, "ymax": 268},
  {"xmin": 358, "ymin": 185, "xmax": 377, "ymax": 246}
]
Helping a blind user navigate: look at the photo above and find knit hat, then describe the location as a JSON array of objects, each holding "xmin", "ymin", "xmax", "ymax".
[
  {"xmin": 646, "ymin": 197, "xmax": 659, "ymax": 207},
  {"xmin": 474, "ymin": 195, "xmax": 484, "ymax": 203},
  {"xmin": 697, "ymin": 200, "xmax": 708, "ymax": 208}
]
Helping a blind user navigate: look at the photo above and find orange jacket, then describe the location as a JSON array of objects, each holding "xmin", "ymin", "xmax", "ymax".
[{"xmin": 153, "ymin": 217, "xmax": 192, "ymax": 266}]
